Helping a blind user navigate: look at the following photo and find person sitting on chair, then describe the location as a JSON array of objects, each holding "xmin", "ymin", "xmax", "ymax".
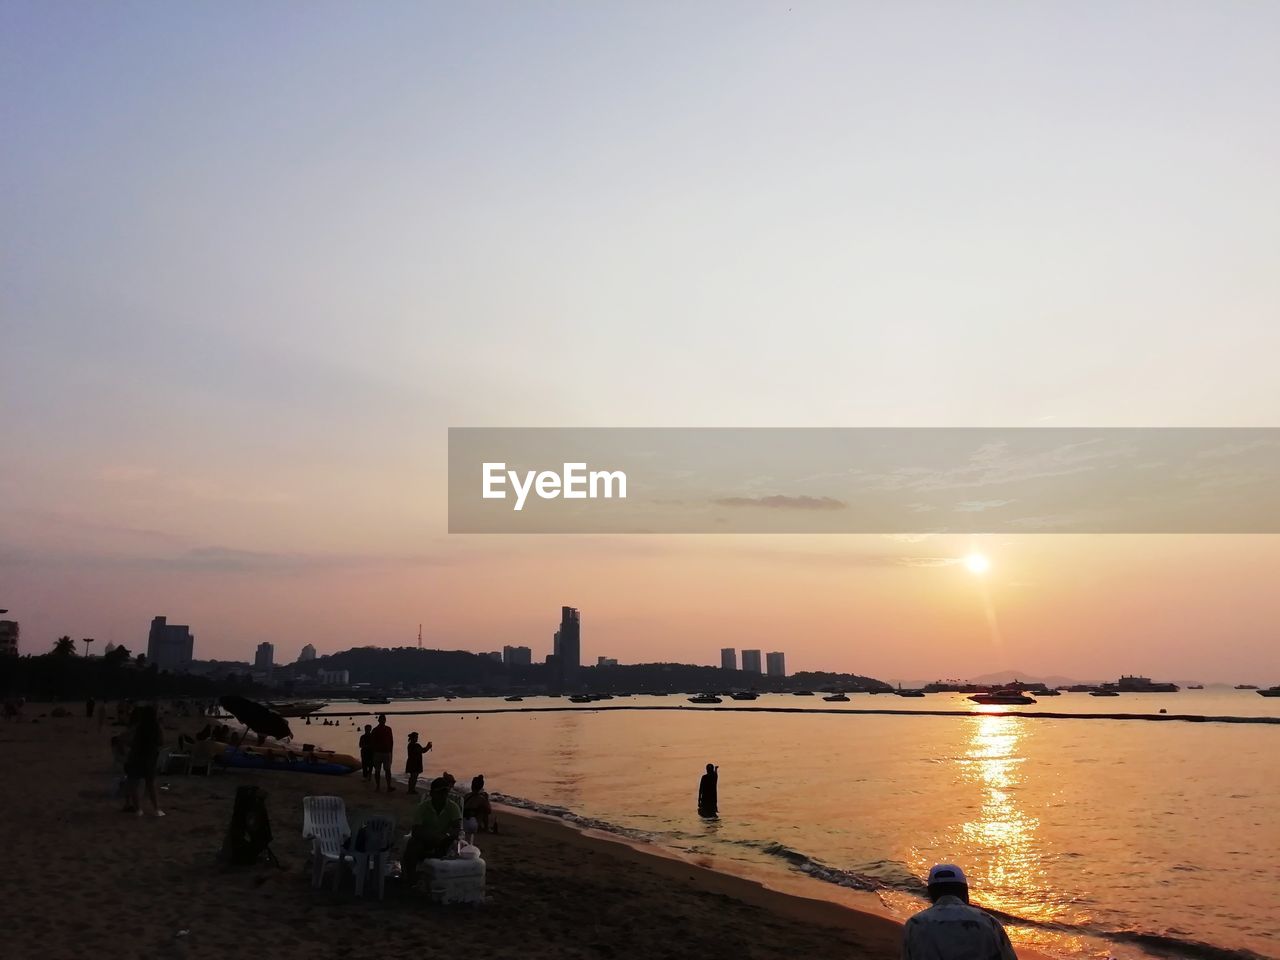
[
  {"xmin": 401, "ymin": 777, "xmax": 463, "ymax": 884},
  {"xmin": 463, "ymin": 775, "xmax": 493, "ymax": 837}
]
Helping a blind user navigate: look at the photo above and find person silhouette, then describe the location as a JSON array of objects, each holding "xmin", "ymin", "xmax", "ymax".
[{"xmin": 697, "ymin": 762, "xmax": 718, "ymax": 817}]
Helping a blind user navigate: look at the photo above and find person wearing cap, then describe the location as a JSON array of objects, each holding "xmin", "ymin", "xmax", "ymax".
[
  {"xmin": 401, "ymin": 776, "xmax": 463, "ymax": 884},
  {"xmin": 902, "ymin": 864, "xmax": 1018, "ymax": 960}
]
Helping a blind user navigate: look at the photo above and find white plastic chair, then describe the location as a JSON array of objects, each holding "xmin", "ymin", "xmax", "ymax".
[
  {"xmin": 302, "ymin": 796, "xmax": 353, "ymax": 891},
  {"xmin": 352, "ymin": 814, "xmax": 397, "ymax": 899}
]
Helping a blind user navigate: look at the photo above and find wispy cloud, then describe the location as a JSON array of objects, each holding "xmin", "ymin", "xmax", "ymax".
[{"xmin": 711, "ymin": 495, "xmax": 847, "ymax": 511}]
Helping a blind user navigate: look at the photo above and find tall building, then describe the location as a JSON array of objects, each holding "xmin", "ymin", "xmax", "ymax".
[
  {"xmin": 720, "ymin": 647, "xmax": 737, "ymax": 671},
  {"xmin": 766, "ymin": 651, "xmax": 786, "ymax": 677},
  {"xmin": 741, "ymin": 649, "xmax": 762, "ymax": 674},
  {"xmin": 254, "ymin": 642, "xmax": 274, "ymax": 671},
  {"xmin": 146, "ymin": 616, "xmax": 194, "ymax": 671},
  {"xmin": 597, "ymin": 656, "xmax": 618, "ymax": 667},
  {"xmin": 298, "ymin": 643, "xmax": 317, "ymax": 662},
  {"xmin": 0, "ymin": 620, "xmax": 18, "ymax": 657},
  {"xmin": 556, "ymin": 606, "xmax": 581, "ymax": 680},
  {"xmin": 484, "ymin": 651, "xmax": 503, "ymax": 662},
  {"xmin": 503, "ymin": 644, "xmax": 532, "ymax": 667}
]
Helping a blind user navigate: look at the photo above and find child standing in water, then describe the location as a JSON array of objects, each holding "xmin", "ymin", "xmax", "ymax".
[{"xmin": 405, "ymin": 732, "xmax": 432, "ymax": 794}]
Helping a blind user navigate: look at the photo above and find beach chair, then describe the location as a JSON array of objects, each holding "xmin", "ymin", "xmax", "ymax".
[
  {"xmin": 189, "ymin": 739, "xmax": 217, "ymax": 776},
  {"xmin": 302, "ymin": 796, "xmax": 353, "ymax": 891},
  {"xmin": 351, "ymin": 814, "xmax": 397, "ymax": 900}
]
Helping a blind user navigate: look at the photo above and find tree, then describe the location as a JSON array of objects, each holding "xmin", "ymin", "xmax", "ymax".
[
  {"xmin": 135, "ymin": 653, "xmax": 147, "ymax": 667},
  {"xmin": 104, "ymin": 645, "xmax": 131, "ymax": 667},
  {"xmin": 51, "ymin": 636, "xmax": 77, "ymax": 657}
]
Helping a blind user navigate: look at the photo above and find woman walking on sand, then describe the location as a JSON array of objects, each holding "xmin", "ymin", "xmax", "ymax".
[{"xmin": 123, "ymin": 705, "xmax": 165, "ymax": 817}]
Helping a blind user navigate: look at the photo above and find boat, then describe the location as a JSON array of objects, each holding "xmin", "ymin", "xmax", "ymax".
[
  {"xmin": 896, "ymin": 687, "xmax": 925, "ymax": 698},
  {"xmin": 729, "ymin": 692, "xmax": 759, "ymax": 701},
  {"xmin": 969, "ymin": 689, "xmax": 1037, "ymax": 705},
  {"xmin": 1112, "ymin": 675, "xmax": 1179, "ymax": 693},
  {"xmin": 1090, "ymin": 689, "xmax": 1120, "ymax": 697},
  {"xmin": 792, "ymin": 690, "xmax": 814, "ymax": 696},
  {"xmin": 504, "ymin": 696, "xmax": 524, "ymax": 702},
  {"xmin": 357, "ymin": 696, "xmax": 391, "ymax": 705},
  {"xmin": 688, "ymin": 694, "xmax": 722, "ymax": 704},
  {"xmin": 1188, "ymin": 684, "xmax": 1204, "ymax": 690},
  {"xmin": 822, "ymin": 693, "xmax": 850, "ymax": 702},
  {"xmin": 265, "ymin": 700, "xmax": 327, "ymax": 717},
  {"xmin": 1257, "ymin": 686, "xmax": 1280, "ymax": 697},
  {"xmin": 1235, "ymin": 684, "xmax": 1258, "ymax": 690},
  {"xmin": 568, "ymin": 695, "xmax": 594, "ymax": 703},
  {"xmin": 213, "ymin": 743, "xmax": 359, "ymax": 776}
]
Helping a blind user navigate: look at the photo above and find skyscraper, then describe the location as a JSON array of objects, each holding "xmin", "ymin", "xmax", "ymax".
[
  {"xmin": 146, "ymin": 616, "xmax": 194, "ymax": 671},
  {"xmin": 741, "ymin": 649, "xmax": 762, "ymax": 674},
  {"xmin": 766, "ymin": 651, "xmax": 786, "ymax": 677},
  {"xmin": 557, "ymin": 606, "xmax": 581, "ymax": 683},
  {"xmin": 254, "ymin": 642, "xmax": 274, "ymax": 671},
  {"xmin": 298, "ymin": 643, "xmax": 317, "ymax": 662},
  {"xmin": 720, "ymin": 647, "xmax": 737, "ymax": 670},
  {"xmin": 503, "ymin": 644, "xmax": 532, "ymax": 666}
]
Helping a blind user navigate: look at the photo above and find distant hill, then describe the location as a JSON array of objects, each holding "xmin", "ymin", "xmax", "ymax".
[{"xmin": 966, "ymin": 669, "xmax": 1089, "ymax": 687}]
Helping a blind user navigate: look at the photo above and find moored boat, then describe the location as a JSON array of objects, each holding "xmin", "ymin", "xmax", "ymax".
[
  {"xmin": 266, "ymin": 700, "xmax": 327, "ymax": 717},
  {"xmin": 969, "ymin": 689, "xmax": 1037, "ymax": 705},
  {"xmin": 1257, "ymin": 686, "xmax": 1280, "ymax": 697},
  {"xmin": 688, "ymin": 694, "xmax": 722, "ymax": 704},
  {"xmin": 823, "ymin": 693, "xmax": 850, "ymax": 702},
  {"xmin": 730, "ymin": 691, "xmax": 759, "ymax": 701}
]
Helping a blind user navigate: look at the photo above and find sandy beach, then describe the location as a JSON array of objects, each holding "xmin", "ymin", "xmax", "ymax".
[{"xmin": 3, "ymin": 708, "xmax": 910, "ymax": 960}]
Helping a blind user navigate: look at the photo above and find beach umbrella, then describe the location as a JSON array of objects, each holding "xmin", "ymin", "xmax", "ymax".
[{"xmin": 218, "ymin": 695, "xmax": 293, "ymax": 742}]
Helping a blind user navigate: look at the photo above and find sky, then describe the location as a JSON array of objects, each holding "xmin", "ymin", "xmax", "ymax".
[{"xmin": 2, "ymin": 2, "xmax": 1278, "ymax": 682}]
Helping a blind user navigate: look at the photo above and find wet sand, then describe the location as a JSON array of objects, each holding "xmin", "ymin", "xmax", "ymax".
[{"xmin": 3, "ymin": 708, "xmax": 914, "ymax": 960}]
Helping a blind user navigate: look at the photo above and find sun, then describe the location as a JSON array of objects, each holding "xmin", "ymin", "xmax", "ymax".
[{"xmin": 964, "ymin": 553, "xmax": 990, "ymax": 575}]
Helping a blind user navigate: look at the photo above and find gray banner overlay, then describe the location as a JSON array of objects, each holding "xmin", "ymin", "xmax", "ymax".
[{"xmin": 448, "ymin": 428, "xmax": 1280, "ymax": 533}]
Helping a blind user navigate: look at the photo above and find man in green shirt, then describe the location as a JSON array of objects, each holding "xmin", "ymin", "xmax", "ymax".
[{"xmin": 402, "ymin": 777, "xmax": 463, "ymax": 884}]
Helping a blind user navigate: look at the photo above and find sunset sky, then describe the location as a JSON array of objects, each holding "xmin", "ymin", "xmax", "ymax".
[{"xmin": 3, "ymin": 3, "xmax": 1278, "ymax": 681}]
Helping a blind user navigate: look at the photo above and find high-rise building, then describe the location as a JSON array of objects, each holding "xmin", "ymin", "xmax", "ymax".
[
  {"xmin": 597, "ymin": 656, "xmax": 618, "ymax": 667},
  {"xmin": 484, "ymin": 651, "xmax": 503, "ymax": 662},
  {"xmin": 766, "ymin": 651, "xmax": 786, "ymax": 677},
  {"xmin": 254, "ymin": 642, "xmax": 274, "ymax": 671},
  {"xmin": 557, "ymin": 606, "xmax": 581, "ymax": 681},
  {"xmin": 298, "ymin": 643, "xmax": 317, "ymax": 662},
  {"xmin": 720, "ymin": 647, "xmax": 737, "ymax": 671},
  {"xmin": 146, "ymin": 616, "xmax": 194, "ymax": 671},
  {"xmin": 503, "ymin": 645, "xmax": 532, "ymax": 667},
  {"xmin": 0, "ymin": 620, "xmax": 18, "ymax": 657},
  {"xmin": 741, "ymin": 649, "xmax": 762, "ymax": 674},
  {"xmin": 319, "ymin": 668, "xmax": 349, "ymax": 685}
]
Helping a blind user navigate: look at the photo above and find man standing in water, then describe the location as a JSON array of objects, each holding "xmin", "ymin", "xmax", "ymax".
[
  {"xmin": 901, "ymin": 864, "xmax": 1018, "ymax": 960},
  {"xmin": 697, "ymin": 762, "xmax": 718, "ymax": 817}
]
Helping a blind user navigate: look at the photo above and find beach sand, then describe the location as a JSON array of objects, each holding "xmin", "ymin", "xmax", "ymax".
[{"xmin": 2, "ymin": 709, "xmax": 909, "ymax": 960}]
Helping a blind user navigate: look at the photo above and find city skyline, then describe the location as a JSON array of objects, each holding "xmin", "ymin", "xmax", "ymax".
[{"xmin": 2, "ymin": 4, "xmax": 1279, "ymax": 683}]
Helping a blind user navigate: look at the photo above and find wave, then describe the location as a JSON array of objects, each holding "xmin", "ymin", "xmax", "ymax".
[{"xmin": 491, "ymin": 791, "xmax": 1269, "ymax": 960}]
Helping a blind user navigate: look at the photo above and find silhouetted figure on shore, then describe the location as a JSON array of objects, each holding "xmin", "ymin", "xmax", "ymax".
[
  {"xmin": 697, "ymin": 763, "xmax": 718, "ymax": 817},
  {"xmin": 358, "ymin": 724, "xmax": 373, "ymax": 780},
  {"xmin": 902, "ymin": 864, "xmax": 1017, "ymax": 960}
]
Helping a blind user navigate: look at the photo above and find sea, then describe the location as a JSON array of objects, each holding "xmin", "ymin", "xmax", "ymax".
[{"xmin": 294, "ymin": 689, "xmax": 1279, "ymax": 960}]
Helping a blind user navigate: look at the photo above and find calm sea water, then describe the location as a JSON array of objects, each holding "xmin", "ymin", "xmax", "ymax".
[{"xmin": 298, "ymin": 690, "xmax": 1279, "ymax": 960}]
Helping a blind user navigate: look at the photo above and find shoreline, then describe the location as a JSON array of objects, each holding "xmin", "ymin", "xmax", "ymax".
[{"xmin": 0, "ymin": 709, "xmax": 919, "ymax": 960}]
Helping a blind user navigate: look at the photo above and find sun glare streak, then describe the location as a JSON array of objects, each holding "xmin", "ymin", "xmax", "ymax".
[{"xmin": 965, "ymin": 553, "xmax": 990, "ymax": 575}]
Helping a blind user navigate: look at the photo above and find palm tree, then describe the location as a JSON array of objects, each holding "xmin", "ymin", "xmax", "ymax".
[{"xmin": 52, "ymin": 635, "xmax": 77, "ymax": 656}]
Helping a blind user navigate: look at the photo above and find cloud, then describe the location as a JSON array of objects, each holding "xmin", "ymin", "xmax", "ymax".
[
  {"xmin": 710, "ymin": 495, "xmax": 847, "ymax": 511},
  {"xmin": 954, "ymin": 499, "xmax": 1015, "ymax": 513}
]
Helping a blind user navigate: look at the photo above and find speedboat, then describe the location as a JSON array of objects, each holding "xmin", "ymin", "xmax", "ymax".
[
  {"xmin": 1090, "ymin": 689, "xmax": 1120, "ymax": 697},
  {"xmin": 896, "ymin": 689, "xmax": 925, "ymax": 698},
  {"xmin": 730, "ymin": 691, "xmax": 759, "ymax": 700},
  {"xmin": 266, "ymin": 700, "xmax": 327, "ymax": 717},
  {"xmin": 969, "ymin": 689, "xmax": 1037, "ymax": 705},
  {"xmin": 504, "ymin": 696, "xmax": 524, "ymax": 702},
  {"xmin": 1235, "ymin": 684, "xmax": 1258, "ymax": 690},
  {"xmin": 568, "ymin": 695, "xmax": 594, "ymax": 703},
  {"xmin": 822, "ymin": 693, "xmax": 850, "ymax": 702},
  {"xmin": 688, "ymin": 694, "xmax": 722, "ymax": 704}
]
